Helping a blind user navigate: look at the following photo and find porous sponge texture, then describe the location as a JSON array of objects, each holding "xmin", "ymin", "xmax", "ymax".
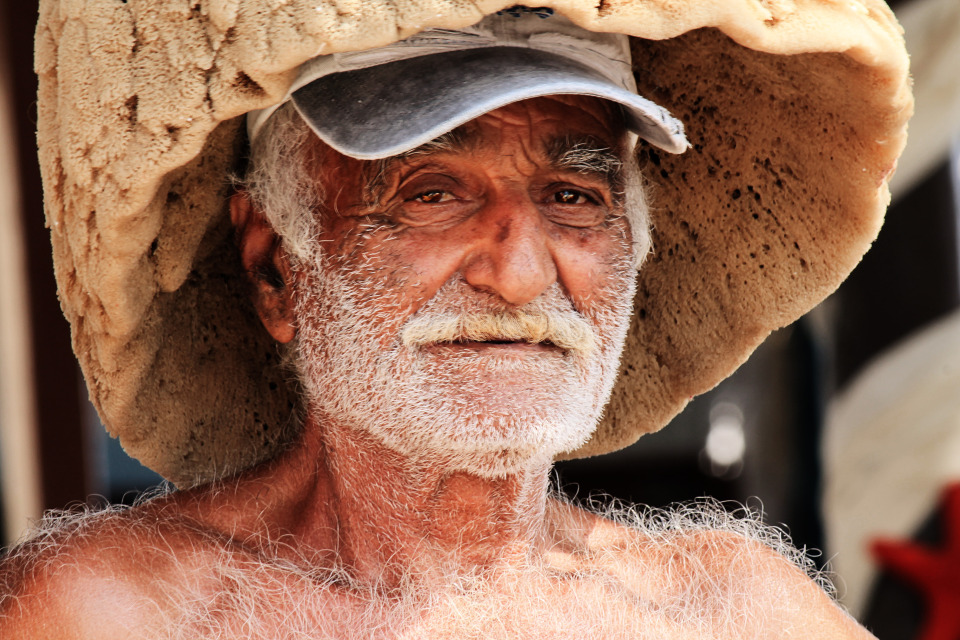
[
  {"xmin": 581, "ymin": 28, "xmax": 908, "ymax": 458},
  {"xmin": 35, "ymin": 0, "xmax": 911, "ymax": 485}
]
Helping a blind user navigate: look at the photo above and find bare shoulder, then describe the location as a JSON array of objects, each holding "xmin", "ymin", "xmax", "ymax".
[
  {"xmin": 545, "ymin": 498, "xmax": 876, "ymax": 639},
  {"xmin": 640, "ymin": 527, "xmax": 873, "ymax": 639},
  {"xmin": 0, "ymin": 498, "xmax": 231, "ymax": 640}
]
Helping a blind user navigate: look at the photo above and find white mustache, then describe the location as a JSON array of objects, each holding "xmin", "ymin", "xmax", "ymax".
[{"xmin": 401, "ymin": 307, "xmax": 597, "ymax": 355}]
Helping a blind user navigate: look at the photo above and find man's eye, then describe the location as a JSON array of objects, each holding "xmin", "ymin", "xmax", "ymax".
[
  {"xmin": 554, "ymin": 189, "xmax": 593, "ymax": 205},
  {"xmin": 544, "ymin": 184, "xmax": 610, "ymax": 228},
  {"xmin": 413, "ymin": 190, "xmax": 451, "ymax": 203}
]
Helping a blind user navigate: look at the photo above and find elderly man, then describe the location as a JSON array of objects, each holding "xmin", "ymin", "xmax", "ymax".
[{"xmin": 3, "ymin": 2, "xmax": 910, "ymax": 638}]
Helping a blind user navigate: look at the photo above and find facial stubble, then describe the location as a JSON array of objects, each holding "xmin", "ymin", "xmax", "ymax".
[{"xmin": 290, "ymin": 237, "xmax": 637, "ymax": 479}]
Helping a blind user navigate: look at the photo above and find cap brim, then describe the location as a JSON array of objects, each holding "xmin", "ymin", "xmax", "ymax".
[{"xmin": 291, "ymin": 46, "xmax": 688, "ymax": 159}]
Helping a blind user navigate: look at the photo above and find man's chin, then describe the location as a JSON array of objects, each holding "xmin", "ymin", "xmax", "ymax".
[{"xmin": 354, "ymin": 412, "xmax": 598, "ymax": 479}]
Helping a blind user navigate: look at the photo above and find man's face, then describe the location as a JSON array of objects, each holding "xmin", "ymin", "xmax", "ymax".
[{"xmin": 289, "ymin": 96, "xmax": 642, "ymax": 476}]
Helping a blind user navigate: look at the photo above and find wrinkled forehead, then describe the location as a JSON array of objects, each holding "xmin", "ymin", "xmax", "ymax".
[{"xmin": 446, "ymin": 94, "xmax": 630, "ymax": 145}]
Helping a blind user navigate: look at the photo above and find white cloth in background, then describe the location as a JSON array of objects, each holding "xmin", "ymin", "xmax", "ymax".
[{"xmin": 822, "ymin": 309, "xmax": 960, "ymax": 616}]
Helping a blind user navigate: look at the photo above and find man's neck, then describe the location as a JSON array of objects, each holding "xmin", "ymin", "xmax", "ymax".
[
  {"xmin": 212, "ymin": 412, "xmax": 554, "ymax": 588},
  {"xmin": 323, "ymin": 420, "xmax": 552, "ymax": 584}
]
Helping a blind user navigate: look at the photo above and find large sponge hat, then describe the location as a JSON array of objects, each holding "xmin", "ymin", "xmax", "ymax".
[{"xmin": 35, "ymin": 0, "xmax": 911, "ymax": 486}]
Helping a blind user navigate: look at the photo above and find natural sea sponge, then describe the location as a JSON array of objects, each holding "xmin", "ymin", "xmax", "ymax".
[{"xmin": 35, "ymin": 0, "xmax": 911, "ymax": 485}]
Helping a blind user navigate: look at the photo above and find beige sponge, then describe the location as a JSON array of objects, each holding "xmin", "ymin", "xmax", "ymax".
[{"xmin": 34, "ymin": 0, "xmax": 911, "ymax": 486}]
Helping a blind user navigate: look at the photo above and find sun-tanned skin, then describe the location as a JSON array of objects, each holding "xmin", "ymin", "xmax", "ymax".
[{"xmin": 0, "ymin": 97, "xmax": 876, "ymax": 639}]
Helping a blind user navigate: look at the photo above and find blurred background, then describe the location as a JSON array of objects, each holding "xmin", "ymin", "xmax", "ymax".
[{"xmin": 2, "ymin": 1, "xmax": 959, "ymax": 638}]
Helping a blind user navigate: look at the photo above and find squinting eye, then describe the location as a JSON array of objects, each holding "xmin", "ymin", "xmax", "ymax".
[
  {"xmin": 554, "ymin": 189, "xmax": 591, "ymax": 204},
  {"xmin": 414, "ymin": 190, "xmax": 449, "ymax": 203}
]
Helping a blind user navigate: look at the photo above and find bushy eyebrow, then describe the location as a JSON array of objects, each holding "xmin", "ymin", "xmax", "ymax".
[{"xmin": 544, "ymin": 135, "xmax": 625, "ymax": 193}]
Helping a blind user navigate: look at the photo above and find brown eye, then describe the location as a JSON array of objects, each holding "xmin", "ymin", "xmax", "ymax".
[
  {"xmin": 554, "ymin": 189, "xmax": 591, "ymax": 204},
  {"xmin": 414, "ymin": 190, "xmax": 449, "ymax": 203},
  {"xmin": 544, "ymin": 184, "xmax": 609, "ymax": 228}
]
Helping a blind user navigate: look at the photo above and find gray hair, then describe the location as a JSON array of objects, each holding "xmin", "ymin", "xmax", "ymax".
[
  {"xmin": 243, "ymin": 104, "xmax": 323, "ymax": 264},
  {"xmin": 243, "ymin": 104, "xmax": 652, "ymax": 268}
]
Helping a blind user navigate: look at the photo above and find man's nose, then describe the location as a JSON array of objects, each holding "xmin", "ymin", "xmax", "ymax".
[{"xmin": 461, "ymin": 189, "xmax": 557, "ymax": 306}]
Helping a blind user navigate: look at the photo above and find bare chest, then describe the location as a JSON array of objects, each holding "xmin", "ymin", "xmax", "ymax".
[{"xmin": 155, "ymin": 561, "xmax": 707, "ymax": 640}]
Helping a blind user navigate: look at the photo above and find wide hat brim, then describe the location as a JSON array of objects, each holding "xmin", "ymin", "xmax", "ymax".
[{"xmin": 36, "ymin": 0, "xmax": 911, "ymax": 487}]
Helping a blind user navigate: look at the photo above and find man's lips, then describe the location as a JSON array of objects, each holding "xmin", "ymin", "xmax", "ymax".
[{"xmin": 423, "ymin": 340, "xmax": 562, "ymax": 354}]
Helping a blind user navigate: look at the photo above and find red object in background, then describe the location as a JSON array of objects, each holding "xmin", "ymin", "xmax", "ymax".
[{"xmin": 872, "ymin": 483, "xmax": 960, "ymax": 640}]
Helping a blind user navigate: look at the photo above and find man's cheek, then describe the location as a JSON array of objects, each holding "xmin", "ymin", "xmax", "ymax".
[
  {"xmin": 389, "ymin": 250, "xmax": 467, "ymax": 309},
  {"xmin": 350, "ymin": 258, "xmax": 434, "ymax": 347},
  {"xmin": 556, "ymin": 251, "xmax": 628, "ymax": 308}
]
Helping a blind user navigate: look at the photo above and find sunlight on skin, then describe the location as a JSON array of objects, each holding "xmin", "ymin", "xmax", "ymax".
[{"xmin": 0, "ymin": 97, "xmax": 876, "ymax": 639}]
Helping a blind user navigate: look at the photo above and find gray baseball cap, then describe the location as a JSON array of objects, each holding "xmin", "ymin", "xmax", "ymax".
[{"xmin": 247, "ymin": 7, "xmax": 688, "ymax": 159}]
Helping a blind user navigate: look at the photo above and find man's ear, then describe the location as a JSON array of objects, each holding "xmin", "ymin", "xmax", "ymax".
[{"xmin": 230, "ymin": 189, "xmax": 296, "ymax": 344}]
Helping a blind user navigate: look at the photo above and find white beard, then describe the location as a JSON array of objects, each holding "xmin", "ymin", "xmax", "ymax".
[{"xmin": 291, "ymin": 244, "xmax": 636, "ymax": 478}]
